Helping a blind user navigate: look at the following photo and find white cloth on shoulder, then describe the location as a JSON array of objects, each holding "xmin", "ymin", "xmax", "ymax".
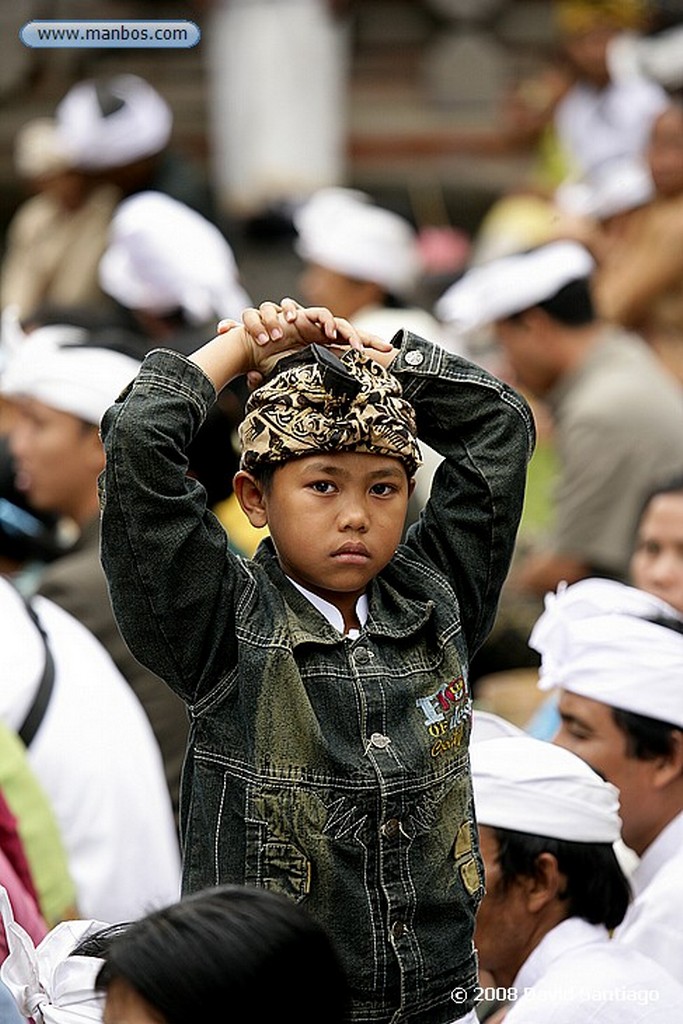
[{"xmin": 0, "ymin": 885, "xmax": 106, "ymax": 1024}]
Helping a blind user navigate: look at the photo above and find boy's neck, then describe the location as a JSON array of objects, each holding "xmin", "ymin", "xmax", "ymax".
[{"xmin": 287, "ymin": 578, "xmax": 369, "ymax": 636}]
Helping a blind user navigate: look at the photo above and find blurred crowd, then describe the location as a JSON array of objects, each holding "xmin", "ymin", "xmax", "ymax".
[{"xmin": 1, "ymin": 0, "xmax": 683, "ymax": 1021}]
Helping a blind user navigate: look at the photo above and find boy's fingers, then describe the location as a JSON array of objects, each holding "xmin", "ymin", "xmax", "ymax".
[
  {"xmin": 280, "ymin": 297, "xmax": 302, "ymax": 322},
  {"xmin": 358, "ymin": 330, "xmax": 393, "ymax": 352},
  {"xmin": 216, "ymin": 318, "xmax": 240, "ymax": 334},
  {"xmin": 242, "ymin": 306, "xmax": 274, "ymax": 345},
  {"xmin": 329, "ymin": 317, "xmax": 363, "ymax": 351},
  {"xmin": 257, "ymin": 301, "xmax": 284, "ymax": 340}
]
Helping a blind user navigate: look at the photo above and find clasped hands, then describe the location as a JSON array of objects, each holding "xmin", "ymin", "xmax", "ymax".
[{"xmin": 217, "ymin": 297, "xmax": 395, "ymax": 387}]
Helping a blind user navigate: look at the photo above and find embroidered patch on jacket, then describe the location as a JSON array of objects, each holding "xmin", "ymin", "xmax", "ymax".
[{"xmin": 415, "ymin": 675, "xmax": 472, "ymax": 759}]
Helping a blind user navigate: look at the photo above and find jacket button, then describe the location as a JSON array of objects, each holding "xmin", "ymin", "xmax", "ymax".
[
  {"xmin": 391, "ymin": 920, "xmax": 406, "ymax": 940},
  {"xmin": 404, "ymin": 349, "xmax": 424, "ymax": 366},
  {"xmin": 353, "ymin": 647, "xmax": 372, "ymax": 664},
  {"xmin": 382, "ymin": 818, "xmax": 401, "ymax": 839},
  {"xmin": 369, "ymin": 732, "xmax": 391, "ymax": 749}
]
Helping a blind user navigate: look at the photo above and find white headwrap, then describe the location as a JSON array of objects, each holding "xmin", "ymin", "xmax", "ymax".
[
  {"xmin": 99, "ymin": 191, "xmax": 252, "ymax": 324},
  {"xmin": 0, "ymin": 323, "xmax": 141, "ymax": 426},
  {"xmin": 434, "ymin": 241, "xmax": 595, "ymax": 331},
  {"xmin": 471, "ymin": 735, "xmax": 622, "ymax": 843},
  {"xmin": 55, "ymin": 74, "xmax": 172, "ymax": 171},
  {"xmin": 554, "ymin": 157, "xmax": 655, "ymax": 220},
  {"xmin": 294, "ymin": 188, "xmax": 422, "ymax": 297},
  {"xmin": 0, "ymin": 887, "xmax": 106, "ymax": 1024},
  {"xmin": 530, "ymin": 578, "xmax": 683, "ymax": 728}
]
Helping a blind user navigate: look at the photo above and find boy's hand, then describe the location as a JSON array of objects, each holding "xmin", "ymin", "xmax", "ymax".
[{"xmin": 217, "ymin": 299, "xmax": 393, "ymax": 385}]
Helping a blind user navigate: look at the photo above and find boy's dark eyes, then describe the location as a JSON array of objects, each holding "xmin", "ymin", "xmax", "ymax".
[{"xmin": 306, "ymin": 481, "xmax": 398, "ymax": 495}]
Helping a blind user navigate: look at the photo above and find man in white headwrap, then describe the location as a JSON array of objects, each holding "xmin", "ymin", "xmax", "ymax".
[
  {"xmin": 435, "ymin": 240, "xmax": 683, "ymax": 680},
  {"xmin": 99, "ymin": 191, "xmax": 252, "ymax": 335},
  {"xmin": 99, "ymin": 189, "xmax": 254, "ymax": 526},
  {"xmin": 0, "ymin": 323, "xmax": 190, "ymax": 829},
  {"xmin": 531, "ymin": 577, "xmax": 683, "ymax": 986},
  {"xmin": 55, "ymin": 73, "xmax": 214, "ymax": 221},
  {"xmin": 1, "ymin": 117, "xmax": 120, "ymax": 320},
  {"xmin": 470, "ymin": 733, "xmax": 683, "ymax": 1021}
]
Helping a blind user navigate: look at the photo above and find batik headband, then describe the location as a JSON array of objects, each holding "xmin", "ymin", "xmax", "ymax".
[{"xmin": 238, "ymin": 345, "xmax": 422, "ymax": 476}]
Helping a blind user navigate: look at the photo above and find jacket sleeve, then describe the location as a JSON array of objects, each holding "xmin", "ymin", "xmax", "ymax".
[
  {"xmin": 392, "ymin": 332, "xmax": 536, "ymax": 657},
  {"xmin": 99, "ymin": 349, "xmax": 248, "ymax": 700}
]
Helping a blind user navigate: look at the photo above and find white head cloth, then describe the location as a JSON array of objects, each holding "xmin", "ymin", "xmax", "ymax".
[
  {"xmin": 99, "ymin": 191, "xmax": 252, "ymax": 324},
  {"xmin": 13, "ymin": 118, "xmax": 75, "ymax": 180},
  {"xmin": 0, "ymin": 323, "xmax": 141, "ymax": 426},
  {"xmin": 434, "ymin": 241, "xmax": 596, "ymax": 331},
  {"xmin": 0, "ymin": 886, "xmax": 107, "ymax": 1023},
  {"xmin": 555, "ymin": 157, "xmax": 655, "ymax": 219},
  {"xmin": 471, "ymin": 735, "xmax": 622, "ymax": 842},
  {"xmin": 55, "ymin": 74, "xmax": 172, "ymax": 171},
  {"xmin": 471, "ymin": 710, "xmax": 526, "ymax": 744},
  {"xmin": 530, "ymin": 578, "xmax": 683, "ymax": 728},
  {"xmin": 294, "ymin": 187, "xmax": 423, "ymax": 297}
]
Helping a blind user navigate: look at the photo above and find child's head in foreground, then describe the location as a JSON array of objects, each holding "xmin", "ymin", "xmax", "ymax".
[
  {"xmin": 233, "ymin": 345, "xmax": 422, "ymax": 618},
  {"xmin": 77, "ymin": 884, "xmax": 350, "ymax": 1024}
]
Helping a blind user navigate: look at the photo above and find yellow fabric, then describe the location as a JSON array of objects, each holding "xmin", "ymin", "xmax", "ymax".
[
  {"xmin": 555, "ymin": 0, "xmax": 649, "ymax": 34},
  {"xmin": 0, "ymin": 722, "xmax": 77, "ymax": 925},
  {"xmin": 213, "ymin": 492, "xmax": 269, "ymax": 559}
]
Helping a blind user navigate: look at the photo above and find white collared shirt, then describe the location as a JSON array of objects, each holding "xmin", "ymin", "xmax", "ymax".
[
  {"xmin": 288, "ymin": 578, "xmax": 368, "ymax": 639},
  {"xmin": 505, "ymin": 917, "xmax": 683, "ymax": 1022},
  {"xmin": 614, "ymin": 811, "xmax": 683, "ymax": 986}
]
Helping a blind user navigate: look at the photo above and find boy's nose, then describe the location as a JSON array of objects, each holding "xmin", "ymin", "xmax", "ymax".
[{"xmin": 339, "ymin": 499, "xmax": 369, "ymax": 532}]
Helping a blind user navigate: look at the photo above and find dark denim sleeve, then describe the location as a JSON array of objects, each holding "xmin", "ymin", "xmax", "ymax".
[
  {"xmin": 99, "ymin": 349, "xmax": 245, "ymax": 699},
  {"xmin": 392, "ymin": 332, "xmax": 536, "ymax": 657}
]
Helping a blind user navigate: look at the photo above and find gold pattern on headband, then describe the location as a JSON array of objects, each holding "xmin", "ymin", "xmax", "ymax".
[{"xmin": 238, "ymin": 346, "xmax": 422, "ymax": 476}]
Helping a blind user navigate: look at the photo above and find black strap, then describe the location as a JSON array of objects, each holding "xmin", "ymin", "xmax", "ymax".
[{"xmin": 18, "ymin": 598, "xmax": 55, "ymax": 748}]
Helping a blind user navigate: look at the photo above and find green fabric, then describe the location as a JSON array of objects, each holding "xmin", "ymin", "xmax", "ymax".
[{"xmin": 0, "ymin": 722, "xmax": 76, "ymax": 925}]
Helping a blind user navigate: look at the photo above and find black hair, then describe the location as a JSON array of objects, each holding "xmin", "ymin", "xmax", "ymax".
[
  {"xmin": 634, "ymin": 473, "xmax": 683, "ymax": 534},
  {"xmin": 249, "ymin": 460, "xmax": 280, "ymax": 493},
  {"xmin": 612, "ymin": 706, "xmax": 681, "ymax": 761},
  {"xmin": 535, "ymin": 278, "xmax": 595, "ymax": 326},
  {"xmin": 609, "ymin": 610, "xmax": 683, "ymax": 760},
  {"xmin": 494, "ymin": 827, "xmax": 631, "ymax": 931},
  {"xmin": 73, "ymin": 884, "xmax": 350, "ymax": 1024},
  {"xmin": 503, "ymin": 271, "xmax": 595, "ymax": 327}
]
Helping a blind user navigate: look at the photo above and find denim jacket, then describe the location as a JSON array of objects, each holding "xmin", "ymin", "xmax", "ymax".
[{"xmin": 100, "ymin": 332, "xmax": 535, "ymax": 1024}]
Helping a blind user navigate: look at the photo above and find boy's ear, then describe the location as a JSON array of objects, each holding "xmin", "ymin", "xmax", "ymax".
[{"xmin": 233, "ymin": 470, "xmax": 269, "ymax": 528}]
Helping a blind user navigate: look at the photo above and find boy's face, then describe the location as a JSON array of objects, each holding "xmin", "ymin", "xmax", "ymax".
[{"xmin": 254, "ymin": 450, "xmax": 414, "ymax": 609}]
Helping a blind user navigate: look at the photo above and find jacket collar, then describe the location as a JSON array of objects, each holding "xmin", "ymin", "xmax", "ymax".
[{"xmin": 254, "ymin": 539, "xmax": 436, "ymax": 647}]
